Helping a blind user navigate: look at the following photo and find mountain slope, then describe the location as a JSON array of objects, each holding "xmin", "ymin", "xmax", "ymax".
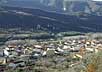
[
  {"xmin": 0, "ymin": 6, "xmax": 102, "ymax": 33},
  {"xmin": 1, "ymin": 0, "xmax": 102, "ymax": 15}
]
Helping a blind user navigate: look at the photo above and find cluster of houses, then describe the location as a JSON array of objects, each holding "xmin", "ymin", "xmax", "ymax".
[{"xmin": 0, "ymin": 38, "xmax": 102, "ymax": 71}]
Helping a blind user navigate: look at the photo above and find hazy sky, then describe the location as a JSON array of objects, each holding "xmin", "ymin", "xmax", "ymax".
[{"xmin": 93, "ymin": 0, "xmax": 102, "ymax": 1}]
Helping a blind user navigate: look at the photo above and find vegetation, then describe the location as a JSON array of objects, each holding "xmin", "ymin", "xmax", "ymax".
[
  {"xmin": 85, "ymin": 51, "xmax": 102, "ymax": 72},
  {"xmin": 58, "ymin": 31, "xmax": 84, "ymax": 37}
]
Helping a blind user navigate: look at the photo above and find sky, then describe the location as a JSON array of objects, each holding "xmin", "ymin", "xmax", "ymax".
[{"xmin": 93, "ymin": 0, "xmax": 102, "ymax": 1}]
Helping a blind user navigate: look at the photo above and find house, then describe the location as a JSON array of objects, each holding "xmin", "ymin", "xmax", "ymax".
[
  {"xmin": 69, "ymin": 62, "xmax": 80, "ymax": 67},
  {"xmin": 70, "ymin": 46, "xmax": 80, "ymax": 52},
  {"xmin": 42, "ymin": 46, "xmax": 55, "ymax": 56},
  {"xmin": 42, "ymin": 51, "xmax": 47, "ymax": 56},
  {"xmin": 24, "ymin": 47, "xmax": 33, "ymax": 55},
  {"xmin": 46, "ymin": 50, "xmax": 55, "ymax": 57},
  {"xmin": 56, "ymin": 47, "xmax": 64, "ymax": 52},
  {"xmin": 15, "ymin": 46, "xmax": 24, "ymax": 56},
  {"xmin": 30, "ymin": 51, "xmax": 42, "ymax": 59},
  {"xmin": 9, "ymin": 60, "xmax": 25, "ymax": 68},
  {"xmin": 72, "ymin": 53, "xmax": 83, "ymax": 59},
  {"xmin": 3, "ymin": 48, "xmax": 9, "ymax": 57},
  {"xmin": 0, "ymin": 57, "xmax": 7, "ymax": 65},
  {"xmin": 63, "ymin": 45, "xmax": 69, "ymax": 50},
  {"xmin": 86, "ymin": 47, "xmax": 94, "ymax": 52},
  {"xmin": 7, "ymin": 44, "xmax": 17, "ymax": 51},
  {"xmin": 34, "ymin": 45, "xmax": 42, "ymax": 49},
  {"xmin": 85, "ymin": 41, "xmax": 91, "ymax": 46}
]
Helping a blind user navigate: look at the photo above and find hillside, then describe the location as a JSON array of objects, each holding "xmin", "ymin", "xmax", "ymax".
[
  {"xmin": 0, "ymin": 6, "xmax": 102, "ymax": 33},
  {"xmin": 1, "ymin": 0, "xmax": 102, "ymax": 15}
]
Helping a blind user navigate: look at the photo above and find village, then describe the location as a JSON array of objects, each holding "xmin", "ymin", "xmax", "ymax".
[{"xmin": 0, "ymin": 33, "xmax": 102, "ymax": 72}]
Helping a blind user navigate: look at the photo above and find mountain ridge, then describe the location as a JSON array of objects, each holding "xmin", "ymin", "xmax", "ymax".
[{"xmin": 1, "ymin": 0, "xmax": 102, "ymax": 15}]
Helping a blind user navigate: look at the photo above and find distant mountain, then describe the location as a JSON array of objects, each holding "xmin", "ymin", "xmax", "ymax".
[
  {"xmin": 0, "ymin": 6, "xmax": 102, "ymax": 33},
  {"xmin": 1, "ymin": 0, "xmax": 102, "ymax": 15}
]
